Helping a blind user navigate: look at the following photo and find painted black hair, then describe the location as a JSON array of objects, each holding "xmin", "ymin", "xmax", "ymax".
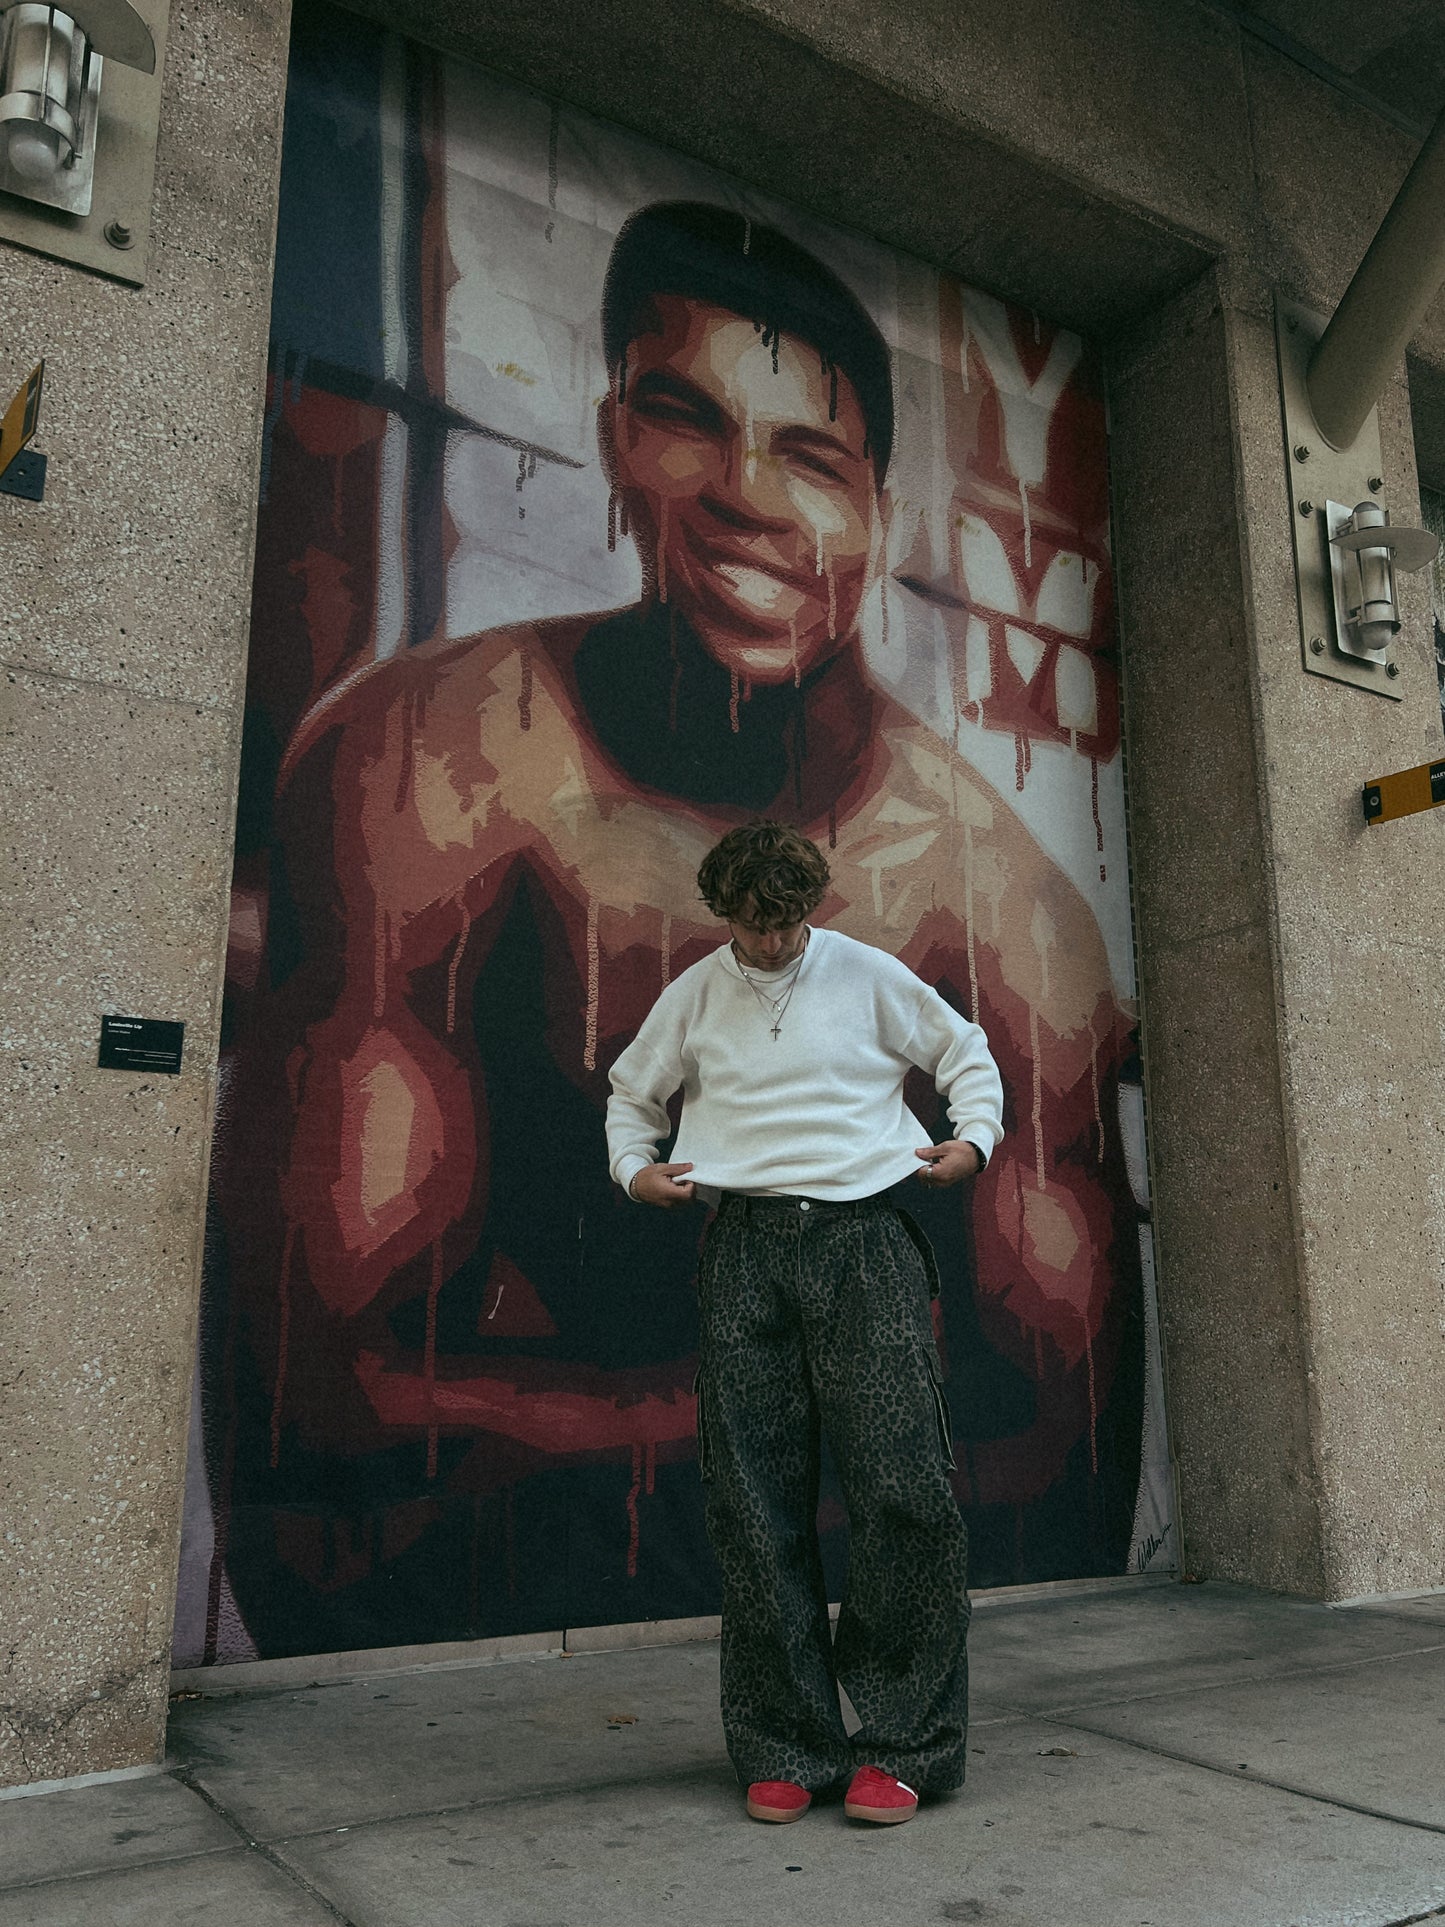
[{"xmin": 601, "ymin": 201, "xmax": 894, "ymax": 483}]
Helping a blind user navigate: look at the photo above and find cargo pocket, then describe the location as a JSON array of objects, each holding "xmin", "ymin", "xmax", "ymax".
[
  {"xmin": 925, "ymin": 1351, "xmax": 957, "ymax": 1472},
  {"xmin": 692, "ymin": 1367, "xmax": 714, "ymax": 1483}
]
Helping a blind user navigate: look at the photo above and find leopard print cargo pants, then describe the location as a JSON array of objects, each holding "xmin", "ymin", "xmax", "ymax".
[{"xmin": 696, "ymin": 1190, "xmax": 970, "ymax": 1794}]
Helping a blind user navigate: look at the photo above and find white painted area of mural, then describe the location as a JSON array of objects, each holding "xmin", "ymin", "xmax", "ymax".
[{"xmin": 437, "ymin": 70, "xmax": 1135, "ymax": 1005}]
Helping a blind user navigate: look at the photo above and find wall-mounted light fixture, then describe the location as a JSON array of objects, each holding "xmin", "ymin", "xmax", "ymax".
[
  {"xmin": 0, "ymin": 0, "xmax": 167, "ymax": 285},
  {"xmin": 1328, "ymin": 500, "xmax": 1437, "ymax": 661},
  {"xmin": 1277, "ymin": 299, "xmax": 1439, "ymax": 700},
  {"xmin": 0, "ymin": 1, "xmax": 152, "ymax": 215},
  {"xmin": 1276, "ymin": 102, "xmax": 1445, "ymax": 700}
]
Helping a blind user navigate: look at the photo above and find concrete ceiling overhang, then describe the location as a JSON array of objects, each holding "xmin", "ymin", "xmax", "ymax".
[{"xmin": 336, "ymin": 0, "xmax": 1221, "ymax": 340}]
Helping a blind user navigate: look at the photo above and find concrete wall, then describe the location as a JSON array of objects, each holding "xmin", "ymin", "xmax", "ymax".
[
  {"xmin": 0, "ymin": 0, "xmax": 292, "ymax": 1784},
  {"xmin": 4, "ymin": 0, "xmax": 1445, "ymax": 1785}
]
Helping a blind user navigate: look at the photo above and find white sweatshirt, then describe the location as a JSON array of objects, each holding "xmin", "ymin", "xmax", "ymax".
[{"xmin": 606, "ymin": 927, "xmax": 1005, "ymax": 1201}]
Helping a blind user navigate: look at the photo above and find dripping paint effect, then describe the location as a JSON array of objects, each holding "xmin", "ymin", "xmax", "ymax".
[
  {"xmin": 660, "ymin": 911, "xmax": 672, "ymax": 990},
  {"xmin": 828, "ymin": 807, "xmax": 837, "ymax": 850},
  {"xmin": 742, "ymin": 215, "xmax": 752, "ymax": 255},
  {"xmin": 425, "ymin": 1242, "xmax": 442, "ymax": 1479},
  {"xmin": 486, "ymin": 1274, "xmax": 506, "ymax": 1321},
  {"xmin": 583, "ymin": 897, "xmax": 600, "ymax": 1072},
  {"xmin": 963, "ymin": 822, "xmax": 979, "ymax": 1021},
  {"xmin": 729, "ymin": 667, "xmax": 741, "ymax": 734},
  {"xmin": 1091, "ymin": 754, "xmax": 1106, "ymax": 879},
  {"xmin": 626, "ymin": 1442, "xmax": 643, "ymax": 1578},
  {"xmin": 1029, "ymin": 1005, "xmax": 1046, "ymax": 1190},
  {"xmin": 393, "ymin": 693, "xmax": 415, "ymax": 814},
  {"xmin": 1019, "ymin": 476, "xmax": 1033, "ymax": 568},
  {"xmin": 517, "ymin": 651, "xmax": 533, "ymax": 732},
  {"xmin": 1014, "ymin": 733, "xmax": 1027, "ymax": 793},
  {"xmin": 446, "ymin": 896, "xmax": 473, "ymax": 1034},
  {"xmin": 815, "ymin": 526, "xmax": 825, "ymax": 578},
  {"xmin": 879, "ymin": 578, "xmax": 889, "ymax": 658},
  {"xmin": 1084, "ymin": 1325, "xmax": 1099, "ymax": 1474},
  {"xmin": 826, "ymin": 564, "xmax": 837, "ymax": 640},
  {"xmin": 607, "ymin": 489, "xmax": 618, "ymax": 553},
  {"xmin": 645, "ymin": 1439, "xmax": 657, "ymax": 1496},
  {"xmin": 515, "ymin": 448, "xmax": 528, "ymax": 519},
  {"xmin": 1014, "ymin": 1154, "xmax": 1026, "ymax": 1259},
  {"xmin": 372, "ymin": 907, "xmax": 388, "ymax": 1020},
  {"xmin": 543, "ymin": 101, "xmax": 559, "ymax": 242},
  {"xmin": 269, "ymin": 1223, "xmax": 297, "ymax": 1469},
  {"xmin": 1088, "ymin": 1020, "xmax": 1104, "ymax": 1164}
]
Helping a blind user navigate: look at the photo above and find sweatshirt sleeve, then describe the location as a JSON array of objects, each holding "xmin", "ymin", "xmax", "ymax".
[
  {"xmin": 605, "ymin": 984, "xmax": 689, "ymax": 1196},
  {"xmin": 900, "ymin": 985, "xmax": 1005, "ymax": 1166}
]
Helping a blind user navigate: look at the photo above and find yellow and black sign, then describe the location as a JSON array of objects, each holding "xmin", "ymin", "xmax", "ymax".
[
  {"xmin": 0, "ymin": 360, "xmax": 45, "ymax": 480},
  {"xmin": 1362, "ymin": 758, "xmax": 1445, "ymax": 825}
]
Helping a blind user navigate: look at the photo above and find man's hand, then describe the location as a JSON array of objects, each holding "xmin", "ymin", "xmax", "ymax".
[
  {"xmin": 914, "ymin": 1141, "xmax": 982, "ymax": 1187},
  {"xmin": 629, "ymin": 1162, "xmax": 697, "ymax": 1207}
]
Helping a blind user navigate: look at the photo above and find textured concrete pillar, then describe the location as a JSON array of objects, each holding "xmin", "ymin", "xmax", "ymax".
[
  {"xmin": 1111, "ymin": 271, "xmax": 1445, "ymax": 1599},
  {"xmin": 0, "ymin": 0, "xmax": 291, "ymax": 1786}
]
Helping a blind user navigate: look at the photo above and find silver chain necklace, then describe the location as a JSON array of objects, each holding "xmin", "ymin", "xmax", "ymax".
[{"xmin": 732, "ymin": 930, "xmax": 810, "ymax": 1040}]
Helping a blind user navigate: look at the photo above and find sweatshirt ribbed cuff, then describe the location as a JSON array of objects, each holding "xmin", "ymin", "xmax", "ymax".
[{"xmin": 616, "ymin": 1154, "xmax": 652, "ymax": 1199}]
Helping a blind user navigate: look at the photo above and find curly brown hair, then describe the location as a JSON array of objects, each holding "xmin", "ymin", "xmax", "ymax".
[{"xmin": 696, "ymin": 821, "xmax": 830, "ymax": 926}]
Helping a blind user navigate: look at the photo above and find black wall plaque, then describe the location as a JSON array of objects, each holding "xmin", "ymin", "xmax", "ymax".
[{"xmin": 98, "ymin": 1015, "xmax": 185, "ymax": 1074}]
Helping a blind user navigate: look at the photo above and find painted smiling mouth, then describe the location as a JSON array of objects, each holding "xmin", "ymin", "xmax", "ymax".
[{"xmin": 685, "ymin": 531, "xmax": 819, "ymax": 598}]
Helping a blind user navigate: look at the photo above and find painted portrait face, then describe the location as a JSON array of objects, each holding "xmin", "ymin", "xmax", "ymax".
[{"xmin": 605, "ymin": 293, "xmax": 884, "ymax": 684}]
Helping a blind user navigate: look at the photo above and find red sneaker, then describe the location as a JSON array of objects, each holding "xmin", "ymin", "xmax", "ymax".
[
  {"xmin": 745, "ymin": 1779, "xmax": 812, "ymax": 1823},
  {"xmin": 844, "ymin": 1764, "xmax": 919, "ymax": 1824}
]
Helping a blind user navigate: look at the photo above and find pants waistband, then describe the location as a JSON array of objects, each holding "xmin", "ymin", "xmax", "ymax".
[{"xmin": 716, "ymin": 1186, "xmax": 900, "ymax": 1218}]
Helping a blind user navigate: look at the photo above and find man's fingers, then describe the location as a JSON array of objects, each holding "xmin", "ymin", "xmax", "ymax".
[{"xmin": 658, "ymin": 1162, "xmax": 695, "ymax": 1176}]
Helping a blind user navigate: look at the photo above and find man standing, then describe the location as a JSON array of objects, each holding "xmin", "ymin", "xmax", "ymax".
[{"xmin": 607, "ymin": 819, "xmax": 1004, "ymax": 1825}]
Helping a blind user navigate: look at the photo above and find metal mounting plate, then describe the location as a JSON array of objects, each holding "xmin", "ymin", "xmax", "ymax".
[
  {"xmin": 0, "ymin": 0, "xmax": 167, "ymax": 287},
  {"xmin": 1275, "ymin": 294, "xmax": 1402, "ymax": 700}
]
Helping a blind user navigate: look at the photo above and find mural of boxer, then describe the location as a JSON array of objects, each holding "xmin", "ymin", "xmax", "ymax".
[{"xmin": 175, "ymin": 1, "xmax": 1169, "ymax": 1665}]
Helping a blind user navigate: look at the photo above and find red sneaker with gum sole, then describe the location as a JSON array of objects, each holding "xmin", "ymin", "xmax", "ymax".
[
  {"xmin": 745, "ymin": 1780, "xmax": 812, "ymax": 1823},
  {"xmin": 844, "ymin": 1765, "xmax": 918, "ymax": 1824}
]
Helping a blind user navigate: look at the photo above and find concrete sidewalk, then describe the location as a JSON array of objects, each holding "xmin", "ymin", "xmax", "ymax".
[{"xmin": 5, "ymin": 1577, "xmax": 1445, "ymax": 1926}]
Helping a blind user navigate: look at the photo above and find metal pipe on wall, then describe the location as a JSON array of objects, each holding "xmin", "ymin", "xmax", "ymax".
[{"xmin": 1307, "ymin": 104, "xmax": 1445, "ymax": 451}]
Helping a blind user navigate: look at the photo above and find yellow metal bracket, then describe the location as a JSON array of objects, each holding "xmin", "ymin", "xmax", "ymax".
[{"xmin": 1362, "ymin": 757, "xmax": 1445, "ymax": 824}]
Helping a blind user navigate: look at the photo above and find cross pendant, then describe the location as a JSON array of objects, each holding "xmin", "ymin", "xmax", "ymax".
[{"xmin": 770, "ymin": 1023, "xmax": 781, "ymax": 1040}]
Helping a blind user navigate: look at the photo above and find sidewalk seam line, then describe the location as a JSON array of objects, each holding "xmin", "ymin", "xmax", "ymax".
[
  {"xmin": 193, "ymin": 1760, "xmax": 733, "ymax": 1850},
  {"xmin": 1010, "ymin": 1636, "xmax": 1445, "ymax": 1718},
  {"xmin": 1041, "ymin": 1712, "xmax": 1445, "ymax": 1839},
  {"xmin": 169, "ymin": 1767, "xmax": 363, "ymax": 1924},
  {"xmin": 0, "ymin": 1842, "xmax": 237, "ymax": 1897}
]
